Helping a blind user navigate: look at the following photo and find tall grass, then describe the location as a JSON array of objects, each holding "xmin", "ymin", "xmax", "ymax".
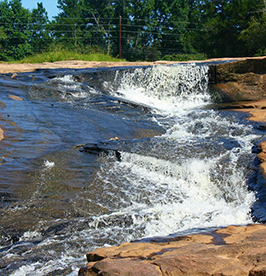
[{"xmin": 17, "ymin": 49, "xmax": 125, "ymax": 63}]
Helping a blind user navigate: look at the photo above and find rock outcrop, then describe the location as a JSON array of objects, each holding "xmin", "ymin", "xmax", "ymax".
[
  {"xmin": 79, "ymin": 224, "xmax": 266, "ymax": 276},
  {"xmin": 209, "ymin": 58, "xmax": 266, "ymax": 181},
  {"xmin": 209, "ymin": 57, "xmax": 266, "ymax": 102}
]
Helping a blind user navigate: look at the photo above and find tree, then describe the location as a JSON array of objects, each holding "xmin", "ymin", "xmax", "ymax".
[
  {"xmin": 240, "ymin": 11, "xmax": 266, "ymax": 56},
  {"xmin": 123, "ymin": 0, "xmax": 158, "ymax": 60},
  {"xmin": 0, "ymin": 0, "xmax": 32, "ymax": 60},
  {"xmin": 188, "ymin": 0, "xmax": 264, "ymax": 58},
  {"xmin": 52, "ymin": 0, "xmax": 85, "ymax": 48},
  {"xmin": 0, "ymin": 26, "xmax": 7, "ymax": 52},
  {"xmin": 81, "ymin": 0, "xmax": 115, "ymax": 52},
  {"xmin": 159, "ymin": 0, "xmax": 191, "ymax": 56},
  {"xmin": 1, "ymin": 0, "xmax": 265, "ymax": 61},
  {"xmin": 30, "ymin": 2, "xmax": 52, "ymax": 53}
]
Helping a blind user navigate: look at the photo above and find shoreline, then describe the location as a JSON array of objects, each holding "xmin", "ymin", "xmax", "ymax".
[{"xmin": 0, "ymin": 56, "xmax": 265, "ymax": 74}]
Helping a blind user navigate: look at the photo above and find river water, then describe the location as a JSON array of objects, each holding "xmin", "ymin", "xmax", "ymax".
[{"xmin": 0, "ymin": 63, "xmax": 265, "ymax": 275}]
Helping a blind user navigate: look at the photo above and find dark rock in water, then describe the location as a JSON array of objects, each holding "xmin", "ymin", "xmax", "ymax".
[
  {"xmin": 0, "ymin": 230, "xmax": 21, "ymax": 248},
  {"xmin": 252, "ymin": 144, "xmax": 261, "ymax": 154},
  {"xmin": 209, "ymin": 58, "xmax": 266, "ymax": 103},
  {"xmin": 42, "ymin": 221, "xmax": 71, "ymax": 236},
  {"xmin": 80, "ymin": 141, "xmax": 122, "ymax": 161},
  {"xmin": 80, "ymin": 137, "xmax": 151, "ymax": 161},
  {"xmin": 41, "ymin": 220, "xmax": 90, "ymax": 237}
]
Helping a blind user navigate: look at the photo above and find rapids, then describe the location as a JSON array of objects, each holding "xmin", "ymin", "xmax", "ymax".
[{"xmin": 0, "ymin": 63, "xmax": 265, "ymax": 275}]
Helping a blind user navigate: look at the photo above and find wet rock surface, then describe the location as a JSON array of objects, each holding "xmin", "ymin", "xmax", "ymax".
[{"xmin": 79, "ymin": 224, "xmax": 266, "ymax": 276}]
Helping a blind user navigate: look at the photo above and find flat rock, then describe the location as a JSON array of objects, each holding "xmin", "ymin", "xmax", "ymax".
[{"xmin": 79, "ymin": 224, "xmax": 266, "ymax": 276}]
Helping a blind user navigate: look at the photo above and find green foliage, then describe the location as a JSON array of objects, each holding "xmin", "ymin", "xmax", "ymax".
[
  {"xmin": 18, "ymin": 48, "xmax": 124, "ymax": 63},
  {"xmin": 0, "ymin": 0, "xmax": 53, "ymax": 60},
  {"xmin": 189, "ymin": 0, "xmax": 264, "ymax": 58},
  {"xmin": 240, "ymin": 13, "xmax": 266, "ymax": 56},
  {"xmin": 0, "ymin": 0, "xmax": 33, "ymax": 60},
  {"xmin": 30, "ymin": 2, "xmax": 52, "ymax": 53},
  {"xmin": 0, "ymin": 0, "xmax": 265, "ymax": 61}
]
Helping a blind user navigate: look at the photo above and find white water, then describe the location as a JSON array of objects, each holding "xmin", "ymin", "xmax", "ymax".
[
  {"xmin": 4, "ymin": 64, "xmax": 260, "ymax": 276},
  {"xmin": 86, "ymin": 64, "xmax": 257, "ymax": 238},
  {"xmin": 108, "ymin": 64, "xmax": 210, "ymax": 113},
  {"xmin": 89, "ymin": 137, "xmax": 255, "ymax": 240}
]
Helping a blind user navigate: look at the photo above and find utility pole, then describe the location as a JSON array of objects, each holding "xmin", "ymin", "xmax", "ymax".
[
  {"xmin": 107, "ymin": 18, "xmax": 110, "ymax": 55},
  {"xmin": 107, "ymin": 1, "xmax": 111, "ymax": 55},
  {"xmin": 74, "ymin": 23, "xmax": 77, "ymax": 47},
  {"xmin": 119, "ymin": 16, "xmax": 122, "ymax": 59}
]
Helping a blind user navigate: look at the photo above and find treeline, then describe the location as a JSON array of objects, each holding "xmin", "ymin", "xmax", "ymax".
[{"xmin": 0, "ymin": 0, "xmax": 265, "ymax": 61}]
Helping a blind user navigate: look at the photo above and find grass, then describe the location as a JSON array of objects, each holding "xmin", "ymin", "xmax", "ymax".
[
  {"xmin": 162, "ymin": 53, "xmax": 207, "ymax": 61},
  {"xmin": 16, "ymin": 50, "xmax": 125, "ymax": 63},
  {"xmin": 6, "ymin": 48, "xmax": 207, "ymax": 64}
]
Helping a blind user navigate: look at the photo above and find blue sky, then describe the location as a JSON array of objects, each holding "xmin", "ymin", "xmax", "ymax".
[{"xmin": 21, "ymin": 0, "xmax": 60, "ymax": 19}]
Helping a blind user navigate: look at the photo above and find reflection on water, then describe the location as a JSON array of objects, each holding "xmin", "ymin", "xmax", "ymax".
[{"xmin": 0, "ymin": 64, "xmax": 265, "ymax": 275}]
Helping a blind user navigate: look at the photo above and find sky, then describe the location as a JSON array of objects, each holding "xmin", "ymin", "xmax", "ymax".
[{"xmin": 21, "ymin": 0, "xmax": 60, "ymax": 19}]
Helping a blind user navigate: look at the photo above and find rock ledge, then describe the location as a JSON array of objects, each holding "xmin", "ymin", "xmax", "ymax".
[
  {"xmin": 79, "ymin": 224, "xmax": 266, "ymax": 276},
  {"xmin": 209, "ymin": 57, "xmax": 266, "ymax": 102}
]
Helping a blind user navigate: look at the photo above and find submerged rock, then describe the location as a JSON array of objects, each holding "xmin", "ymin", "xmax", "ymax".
[
  {"xmin": 80, "ymin": 137, "xmax": 152, "ymax": 161},
  {"xmin": 8, "ymin": 95, "xmax": 23, "ymax": 101},
  {"xmin": 0, "ymin": 127, "xmax": 3, "ymax": 141},
  {"xmin": 79, "ymin": 224, "xmax": 266, "ymax": 276},
  {"xmin": 209, "ymin": 57, "xmax": 266, "ymax": 103}
]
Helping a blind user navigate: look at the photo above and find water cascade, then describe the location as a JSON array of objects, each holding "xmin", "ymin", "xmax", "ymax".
[{"xmin": 0, "ymin": 63, "xmax": 263, "ymax": 275}]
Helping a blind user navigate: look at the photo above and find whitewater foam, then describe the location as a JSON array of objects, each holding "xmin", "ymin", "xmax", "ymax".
[{"xmin": 109, "ymin": 64, "xmax": 210, "ymax": 114}]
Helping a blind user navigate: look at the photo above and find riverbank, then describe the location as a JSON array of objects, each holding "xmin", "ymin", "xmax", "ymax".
[{"xmin": 1, "ymin": 56, "xmax": 264, "ymax": 74}]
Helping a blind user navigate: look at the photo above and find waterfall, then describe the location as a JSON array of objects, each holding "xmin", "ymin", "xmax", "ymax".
[{"xmin": 107, "ymin": 64, "xmax": 210, "ymax": 112}]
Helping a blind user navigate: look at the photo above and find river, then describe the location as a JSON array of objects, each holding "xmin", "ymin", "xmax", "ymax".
[{"xmin": 0, "ymin": 63, "xmax": 265, "ymax": 275}]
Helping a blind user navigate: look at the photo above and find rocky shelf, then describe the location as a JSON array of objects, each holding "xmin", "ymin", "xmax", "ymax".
[
  {"xmin": 79, "ymin": 224, "xmax": 266, "ymax": 276},
  {"xmin": 209, "ymin": 57, "xmax": 266, "ymax": 103}
]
